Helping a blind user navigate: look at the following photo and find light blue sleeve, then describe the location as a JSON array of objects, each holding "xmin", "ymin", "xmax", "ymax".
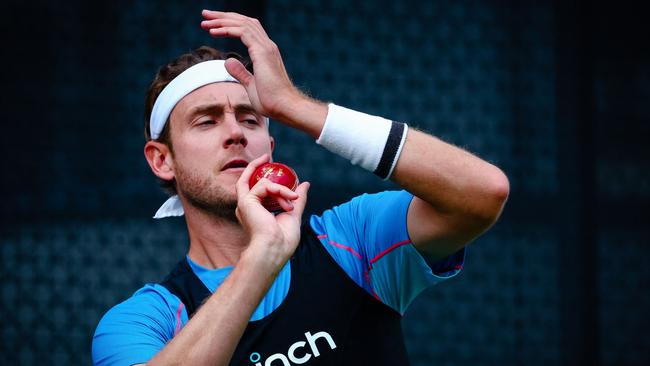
[
  {"xmin": 309, "ymin": 190, "xmax": 466, "ymax": 315},
  {"xmin": 92, "ymin": 284, "xmax": 187, "ymax": 366}
]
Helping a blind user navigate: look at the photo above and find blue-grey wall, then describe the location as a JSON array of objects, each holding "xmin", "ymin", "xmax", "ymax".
[{"xmin": 1, "ymin": 1, "xmax": 648, "ymax": 365}]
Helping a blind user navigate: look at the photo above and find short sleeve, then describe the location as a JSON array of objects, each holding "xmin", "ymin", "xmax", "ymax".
[
  {"xmin": 309, "ymin": 190, "xmax": 466, "ymax": 314},
  {"xmin": 92, "ymin": 284, "xmax": 186, "ymax": 366}
]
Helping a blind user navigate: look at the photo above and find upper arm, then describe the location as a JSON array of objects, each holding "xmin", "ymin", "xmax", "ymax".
[
  {"xmin": 92, "ymin": 285, "xmax": 184, "ymax": 366},
  {"xmin": 310, "ymin": 190, "xmax": 465, "ymax": 314},
  {"xmin": 407, "ymin": 195, "xmax": 489, "ymax": 261}
]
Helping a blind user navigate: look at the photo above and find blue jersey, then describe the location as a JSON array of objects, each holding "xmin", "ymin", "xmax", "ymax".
[{"xmin": 92, "ymin": 190, "xmax": 466, "ymax": 365}]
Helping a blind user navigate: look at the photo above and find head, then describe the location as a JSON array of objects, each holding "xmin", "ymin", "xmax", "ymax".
[{"xmin": 143, "ymin": 46, "xmax": 274, "ymax": 220}]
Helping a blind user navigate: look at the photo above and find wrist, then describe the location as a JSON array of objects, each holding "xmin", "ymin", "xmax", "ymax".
[
  {"xmin": 316, "ymin": 104, "xmax": 409, "ymax": 180},
  {"xmin": 272, "ymin": 91, "xmax": 328, "ymax": 138},
  {"xmin": 240, "ymin": 238, "xmax": 291, "ymax": 275}
]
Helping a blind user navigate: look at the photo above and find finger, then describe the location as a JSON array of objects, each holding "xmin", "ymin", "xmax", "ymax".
[
  {"xmin": 236, "ymin": 154, "xmax": 269, "ymax": 201},
  {"xmin": 286, "ymin": 182, "xmax": 310, "ymax": 218},
  {"xmin": 208, "ymin": 27, "xmax": 264, "ymax": 48},
  {"xmin": 248, "ymin": 180, "xmax": 298, "ymax": 213},
  {"xmin": 226, "ymin": 59, "xmax": 260, "ymax": 115},
  {"xmin": 249, "ymin": 179, "xmax": 299, "ymax": 201},
  {"xmin": 201, "ymin": 10, "xmax": 247, "ymax": 20},
  {"xmin": 202, "ymin": 10, "xmax": 260, "ymax": 25},
  {"xmin": 208, "ymin": 26, "xmax": 244, "ymax": 39},
  {"xmin": 269, "ymin": 185, "xmax": 300, "ymax": 201},
  {"xmin": 277, "ymin": 197, "xmax": 294, "ymax": 212},
  {"xmin": 202, "ymin": 10, "xmax": 270, "ymax": 41},
  {"xmin": 225, "ymin": 58, "xmax": 254, "ymax": 86},
  {"xmin": 200, "ymin": 18, "xmax": 239, "ymax": 30},
  {"xmin": 202, "ymin": 9, "xmax": 224, "ymax": 18},
  {"xmin": 208, "ymin": 24, "xmax": 267, "ymax": 41}
]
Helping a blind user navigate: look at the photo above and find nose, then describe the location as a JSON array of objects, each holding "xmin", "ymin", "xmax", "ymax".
[{"xmin": 223, "ymin": 115, "xmax": 248, "ymax": 148}]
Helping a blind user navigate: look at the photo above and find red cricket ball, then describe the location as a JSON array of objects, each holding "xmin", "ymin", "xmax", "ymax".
[{"xmin": 248, "ymin": 162, "xmax": 299, "ymax": 212}]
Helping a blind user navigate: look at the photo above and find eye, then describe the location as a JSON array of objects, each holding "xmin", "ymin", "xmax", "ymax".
[
  {"xmin": 242, "ymin": 118, "xmax": 259, "ymax": 126},
  {"xmin": 197, "ymin": 119, "xmax": 216, "ymax": 126}
]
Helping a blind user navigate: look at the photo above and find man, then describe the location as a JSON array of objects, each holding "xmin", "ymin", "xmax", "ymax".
[{"xmin": 93, "ymin": 10, "xmax": 509, "ymax": 366}]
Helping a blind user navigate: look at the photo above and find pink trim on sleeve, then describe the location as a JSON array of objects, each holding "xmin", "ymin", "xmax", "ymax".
[
  {"xmin": 364, "ymin": 270, "xmax": 382, "ymax": 302},
  {"xmin": 369, "ymin": 239, "xmax": 412, "ymax": 265},
  {"xmin": 315, "ymin": 233, "xmax": 363, "ymax": 260},
  {"xmin": 326, "ymin": 240, "xmax": 363, "ymax": 260},
  {"xmin": 174, "ymin": 302, "xmax": 184, "ymax": 336}
]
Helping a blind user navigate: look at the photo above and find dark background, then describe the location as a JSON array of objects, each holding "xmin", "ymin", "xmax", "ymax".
[{"xmin": 1, "ymin": 1, "xmax": 648, "ymax": 365}]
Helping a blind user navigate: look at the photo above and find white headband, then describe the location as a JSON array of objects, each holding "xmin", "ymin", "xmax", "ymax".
[{"xmin": 149, "ymin": 59, "xmax": 239, "ymax": 140}]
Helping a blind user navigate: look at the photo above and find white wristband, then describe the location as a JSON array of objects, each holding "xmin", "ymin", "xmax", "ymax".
[{"xmin": 316, "ymin": 104, "xmax": 408, "ymax": 180}]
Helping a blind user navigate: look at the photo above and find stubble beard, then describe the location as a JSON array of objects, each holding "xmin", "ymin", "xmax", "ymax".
[{"xmin": 175, "ymin": 166, "xmax": 238, "ymax": 222}]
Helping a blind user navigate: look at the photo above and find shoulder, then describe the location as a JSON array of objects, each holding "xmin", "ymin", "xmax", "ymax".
[
  {"xmin": 92, "ymin": 284, "xmax": 186, "ymax": 366},
  {"xmin": 335, "ymin": 190, "xmax": 413, "ymax": 213},
  {"xmin": 306, "ymin": 191, "xmax": 415, "ymax": 295},
  {"xmin": 100, "ymin": 283, "xmax": 182, "ymax": 323},
  {"xmin": 311, "ymin": 190, "xmax": 413, "ymax": 230}
]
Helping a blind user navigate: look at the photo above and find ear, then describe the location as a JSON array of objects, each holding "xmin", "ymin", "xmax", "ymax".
[{"xmin": 144, "ymin": 141, "xmax": 175, "ymax": 182}]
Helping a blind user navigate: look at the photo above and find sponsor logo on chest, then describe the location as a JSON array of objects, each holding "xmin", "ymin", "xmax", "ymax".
[{"xmin": 247, "ymin": 330, "xmax": 337, "ymax": 366}]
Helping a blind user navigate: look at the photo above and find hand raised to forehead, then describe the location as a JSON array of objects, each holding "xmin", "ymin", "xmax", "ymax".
[{"xmin": 200, "ymin": 10, "xmax": 301, "ymax": 121}]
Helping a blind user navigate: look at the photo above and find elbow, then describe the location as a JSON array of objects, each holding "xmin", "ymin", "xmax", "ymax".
[
  {"xmin": 473, "ymin": 168, "xmax": 510, "ymax": 227},
  {"xmin": 491, "ymin": 168, "xmax": 510, "ymax": 206}
]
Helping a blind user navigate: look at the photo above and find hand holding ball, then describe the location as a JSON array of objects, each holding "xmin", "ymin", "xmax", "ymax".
[{"xmin": 248, "ymin": 162, "xmax": 299, "ymax": 212}]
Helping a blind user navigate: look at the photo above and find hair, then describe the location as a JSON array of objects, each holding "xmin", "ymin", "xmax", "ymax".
[{"xmin": 143, "ymin": 46, "xmax": 252, "ymax": 195}]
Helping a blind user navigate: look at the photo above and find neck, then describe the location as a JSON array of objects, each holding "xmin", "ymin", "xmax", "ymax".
[{"xmin": 182, "ymin": 198, "xmax": 249, "ymax": 269}]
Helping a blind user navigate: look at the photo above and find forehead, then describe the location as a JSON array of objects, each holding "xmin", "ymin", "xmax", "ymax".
[{"xmin": 172, "ymin": 82, "xmax": 251, "ymax": 117}]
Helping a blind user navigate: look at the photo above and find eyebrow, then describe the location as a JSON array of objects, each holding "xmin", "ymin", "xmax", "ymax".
[
  {"xmin": 187, "ymin": 103, "xmax": 260, "ymax": 122},
  {"xmin": 234, "ymin": 104, "xmax": 259, "ymax": 116},
  {"xmin": 188, "ymin": 103, "xmax": 224, "ymax": 120}
]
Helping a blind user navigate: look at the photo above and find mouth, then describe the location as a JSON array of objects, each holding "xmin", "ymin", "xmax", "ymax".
[{"xmin": 221, "ymin": 159, "xmax": 249, "ymax": 171}]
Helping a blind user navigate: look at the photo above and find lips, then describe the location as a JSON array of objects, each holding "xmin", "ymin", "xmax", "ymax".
[{"xmin": 221, "ymin": 159, "xmax": 249, "ymax": 171}]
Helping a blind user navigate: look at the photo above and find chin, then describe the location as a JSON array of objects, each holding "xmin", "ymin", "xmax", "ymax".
[{"xmin": 216, "ymin": 185, "xmax": 237, "ymax": 204}]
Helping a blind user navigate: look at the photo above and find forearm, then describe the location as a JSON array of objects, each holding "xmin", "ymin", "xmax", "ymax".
[
  {"xmin": 271, "ymin": 92, "xmax": 328, "ymax": 139},
  {"xmin": 393, "ymin": 128, "xmax": 509, "ymax": 222},
  {"xmin": 147, "ymin": 247, "xmax": 283, "ymax": 366},
  {"xmin": 277, "ymin": 97, "xmax": 508, "ymax": 220}
]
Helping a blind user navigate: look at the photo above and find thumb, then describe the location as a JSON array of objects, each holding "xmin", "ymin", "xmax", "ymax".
[
  {"xmin": 225, "ymin": 58, "xmax": 254, "ymax": 86},
  {"xmin": 289, "ymin": 181, "xmax": 310, "ymax": 218}
]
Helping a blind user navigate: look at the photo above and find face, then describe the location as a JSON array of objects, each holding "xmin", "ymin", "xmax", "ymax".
[{"xmin": 166, "ymin": 82, "xmax": 274, "ymax": 218}]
